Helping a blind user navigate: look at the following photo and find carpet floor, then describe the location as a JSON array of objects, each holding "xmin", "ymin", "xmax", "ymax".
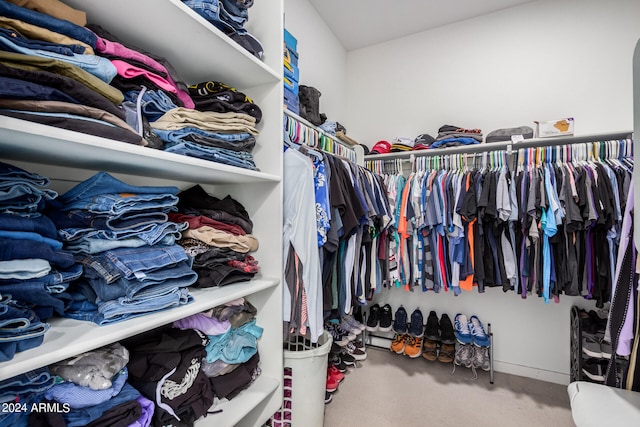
[{"xmin": 323, "ymin": 347, "xmax": 574, "ymax": 427}]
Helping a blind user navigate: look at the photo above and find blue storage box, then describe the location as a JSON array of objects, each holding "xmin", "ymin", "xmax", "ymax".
[
  {"xmin": 284, "ymin": 59, "xmax": 299, "ymax": 82},
  {"xmin": 284, "ymin": 87, "xmax": 299, "ymax": 115},
  {"xmin": 283, "ymin": 76, "xmax": 298, "ymax": 94},
  {"xmin": 283, "ymin": 45, "xmax": 298, "ymax": 67},
  {"xmin": 284, "ymin": 29, "xmax": 298, "ymax": 52}
]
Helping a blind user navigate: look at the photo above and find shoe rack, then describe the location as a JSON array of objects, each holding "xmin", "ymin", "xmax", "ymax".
[
  {"xmin": 570, "ymin": 305, "xmax": 628, "ymax": 385},
  {"xmin": 363, "ymin": 306, "xmax": 495, "ymax": 384}
]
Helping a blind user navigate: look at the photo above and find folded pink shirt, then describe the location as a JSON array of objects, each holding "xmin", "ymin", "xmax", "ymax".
[{"xmin": 94, "ymin": 34, "xmax": 194, "ymax": 108}]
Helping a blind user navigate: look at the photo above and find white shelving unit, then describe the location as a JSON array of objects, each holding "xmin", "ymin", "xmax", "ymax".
[{"xmin": 0, "ymin": 1, "xmax": 284, "ymax": 426}]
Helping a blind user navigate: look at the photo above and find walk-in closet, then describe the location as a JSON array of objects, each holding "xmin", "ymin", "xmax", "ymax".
[{"xmin": 0, "ymin": 0, "xmax": 639, "ymax": 426}]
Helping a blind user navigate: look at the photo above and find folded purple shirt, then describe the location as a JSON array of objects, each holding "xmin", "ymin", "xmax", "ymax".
[{"xmin": 173, "ymin": 312, "xmax": 231, "ymax": 336}]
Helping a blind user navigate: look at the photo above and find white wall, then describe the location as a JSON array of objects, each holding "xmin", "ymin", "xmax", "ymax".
[
  {"xmin": 284, "ymin": 1, "xmax": 348, "ymax": 123},
  {"xmin": 346, "ymin": 0, "xmax": 640, "ymax": 145},
  {"xmin": 345, "ymin": 0, "xmax": 640, "ymax": 383}
]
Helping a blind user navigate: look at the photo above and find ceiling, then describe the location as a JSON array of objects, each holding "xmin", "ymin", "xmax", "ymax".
[{"xmin": 308, "ymin": 0, "xmax": 537, "ymax": 51}]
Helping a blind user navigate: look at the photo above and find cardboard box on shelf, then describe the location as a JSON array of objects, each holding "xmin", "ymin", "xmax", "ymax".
[{"xmin": 534, "ymin": 118, "xmax": 574, "ymax": 138}]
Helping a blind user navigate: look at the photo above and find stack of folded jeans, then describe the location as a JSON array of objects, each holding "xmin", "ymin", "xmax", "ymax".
[
  {"xmin": 0, "ymin": 210, "xmax": 82, "ymax": 321},
  {"xmin": 123, "ymin": 326, "xmax": 215, "ymax": 426},
  {"xmin": 182, "ymin": 0, "xmax": 264, "ymax": 59},
  {"xmin": 174, "ymin": 185, "xmax": 260, "ymax": 287},
  {"xmin": 0, "ymin": 367, "xmax": 56, "ymax": 427},
  {"xmin": 41, "ymin": 343, "xmax": 153, "ymax": 427},
  {"xmin": 151, "ymin": 106, "xmax": 260, "ymax": 171},
  {"xmin": 0, "ymin": 161, "xmax": 75, "ymax": 356},
  {"xmin": 0, "ymin": 295, "xmax": 49, "ymax": 363},
  {"xmin": 48, "ymin": 171, "xmax": 196, "ymax": 325}
]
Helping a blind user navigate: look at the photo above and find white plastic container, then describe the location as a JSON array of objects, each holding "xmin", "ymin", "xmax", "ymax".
[{"xmin": 279, "ymin": 331, "xmax": 332, "ymax": 427}]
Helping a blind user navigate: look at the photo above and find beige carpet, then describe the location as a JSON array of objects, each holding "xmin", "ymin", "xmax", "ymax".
[{"xmin": 323, "ymin": 347, "xmax": 574, "ymax": 427}]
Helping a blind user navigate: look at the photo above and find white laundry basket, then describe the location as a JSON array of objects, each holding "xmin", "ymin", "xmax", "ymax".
[{"xmin": 277, "ymin": 331, "xmax": 332, "ymax": 427}]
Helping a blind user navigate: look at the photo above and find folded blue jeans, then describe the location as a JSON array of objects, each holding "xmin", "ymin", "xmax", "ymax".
[
  {"xmin": 59, "ymin": 220, "xmax": 186, "ymax": 246},
  {"xmin": 0, "ymin": 161, "xmax": 50, "ymax": 187},
  {"xmin": 58, "ymin": 172, "xmax": 179, "ymax": 207},
  {"xmin": 125, "ymin": 89, "xmax": 178, "ymax": 122},
  {"xmin": 0, "ymin": 367, "xmax": 54, "ymax": 402},
  {"xmin": 154, "ymin": 126, "xmax": 252, "ymax": 142},
  {"xmin": 81, "ymin": 244, "xmax": 191, "ymax": 283},
  {"xmin": 0, "ymin": 212, "xmax": 59, "ymax": 240},
  {"xmin": 164, "ymin": 141, "xmax": 258, "ymax": 170},
  {"xmin": 0, "ymin": 182, "xmax": 57, "ymax": 214},
  {"xmin": 0, "ymin": 238, "xmax": 75, "ymax": 268},
  {"xmin": 50, "ymin": 208, "xmax": 168, "ymax": 231},
  {"xmin": 0, "ymin": 230, "xmax": 62, "ymax": 249},
  {"xmin": 95, "ymin": 287, "xmax": 193, "ymax": 325},
  {"xmin": 0, "ymin": 305, "xmax": 49, "ymax": 362},
  {"xmin": 61, "ymin": 192, "xmax": 179, "ymax": 217},
  {"xmin": 0, "ymin": 259, "xmax": 51, "ymax": 280},
  {"xmin": 87, "ymin": 260, "xmax": 198, "ymax": 301},
  {"xmin": 64, "ymin": 234, "xmax": 177, "ymax": 255},
  {"xmin": 184, "ymin": 0, "xmax": 237, "ymax": 33}
]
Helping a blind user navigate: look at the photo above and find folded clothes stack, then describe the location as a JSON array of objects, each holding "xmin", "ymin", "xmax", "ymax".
[
  {"xmin": 0, "ymin": 161, "xmax": 68, "ymax": 359},
  {"xmin": 430, "ymin": 124, "xmax": 483, "ymax": 149},
  {"xmin": 47, "ymin": 171, "xmax": 196, "ymax": 325},
  {"xmin": 174, "ymin": 185, "xmax": 260, "ymax": 288}
]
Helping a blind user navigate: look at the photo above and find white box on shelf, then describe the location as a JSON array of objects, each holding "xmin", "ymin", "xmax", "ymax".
[{"xmin": 534, "ymin": 117, "xmax": 574, "ymax": 138}]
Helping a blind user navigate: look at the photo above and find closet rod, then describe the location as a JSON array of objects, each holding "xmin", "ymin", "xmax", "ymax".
[
  {"xmin": 363, "ymin": 130, "xmax": 633, "ymax": 161},
  {"xmin": 283, "ymin": 108, "xmax": 358, "ymax": 153}
]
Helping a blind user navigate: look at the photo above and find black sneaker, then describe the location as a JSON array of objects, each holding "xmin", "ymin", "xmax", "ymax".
[
  {"xmin": 339, "ymin": 349, "xmax": 357, "ymax": 366},
  {"xmin": 582, "ymin": 359, "xmax": 607, "ymax": 383},
  {"xmin": 424, "ymin": 310, "xmax": 441, "ymax": 341},
  {"xmin": 325, "ymin": 391, "xmax": 333, "ymax": 404},
  {"xmin": 366, "ymin": 304, "xmax": 381, "ymax": 332},
  {"xmin": 378, "ymin": 304, "xmax": 393, "ymax": 332},
  {"xmin": 325, "ymin": 323, "xmax": 349, "ymax": 347},
  {"xmin": 408, "ymin": 308, "xmax": 424, "ymax": 337},
  {"xmin": 345, "ymin": 341, "xmax": 367, "ymax": 361},
  {"xmin": 439, "ymin": 313, "xmax": 456, "ymax": 345},
  {"xmin": 328, "ymin": 350, "xmax": 348, "ymax": 372},
  {"xmin": 393, "ymin": 306, "xmax": 408, "ymax": 333},
  {"xmin": 588, "ymin": 310, "xmax": 608, "ymax": 333},
  {"xmin": 352, "ymin": 339, "xmax": 365, "ymax": 350}
]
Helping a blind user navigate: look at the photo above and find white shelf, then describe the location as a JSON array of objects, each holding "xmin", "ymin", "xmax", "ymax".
[
  {"xmin": 62, "ymin": 0, "xmax": 281, "ymax": 88},
  {"xmin": 198, "ymin": 376, "xmax": 280, "ymax": 426},
  {"xmin": 0, "ymin": 116, "xmax": 280, "ymax": 185},
  {"xmin": 0, "ymin": 278, "xmax": 279, "ymax": 381},
  {"xmin": 363, "ymin": 130, "xmax": 634, "ymax": 161}
]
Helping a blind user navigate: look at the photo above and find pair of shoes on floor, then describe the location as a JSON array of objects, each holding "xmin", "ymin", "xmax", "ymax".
[
  {"xmin": 390, "ymin": 332, "xmax": 424, "ymax": 358},
  {"xmin": 422, "ymin": 311, "xmax": 456, "ymax": 363},
  {"xmin": 453, "ymin": 314, "xmax": 490, "ymax": 372},
  {"xmin": 326, "ymin": 363, "xmax": 344, "ymax": 392},
  {"xmin": 325, "ymin": 321, "xmax": 357, "ymax": 347},
  {"xmin": 582, "ymin": 334, "xmax": 612, "ymax": 360},
  {"xmin": 328, "ymin": 342, "xmax": 362, "ymax": 371},
  {"xmin": 342, "ymin": 314, "xmax": 366, "ymax": 335},
  {"xmin": 422, "ymin": 340, "xmax": 455, "ymax": 363},
  {"xmin": 454, "ymin": 343, "xmax": 490, "ymax": 371},
  {"xmin": 578, "ymin": 308, "xmax": 608, "ymax": 335},
  {"xmin": 393, "ymin": 306, "xmax": 425, "ymax": 337},
  {"xmin": 366, "ymin": 303, "xmax": 392, "ymax": 332},
  {"xmin": 454, "ymin": 313, "xmax": 491, "ymax": 347}
]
